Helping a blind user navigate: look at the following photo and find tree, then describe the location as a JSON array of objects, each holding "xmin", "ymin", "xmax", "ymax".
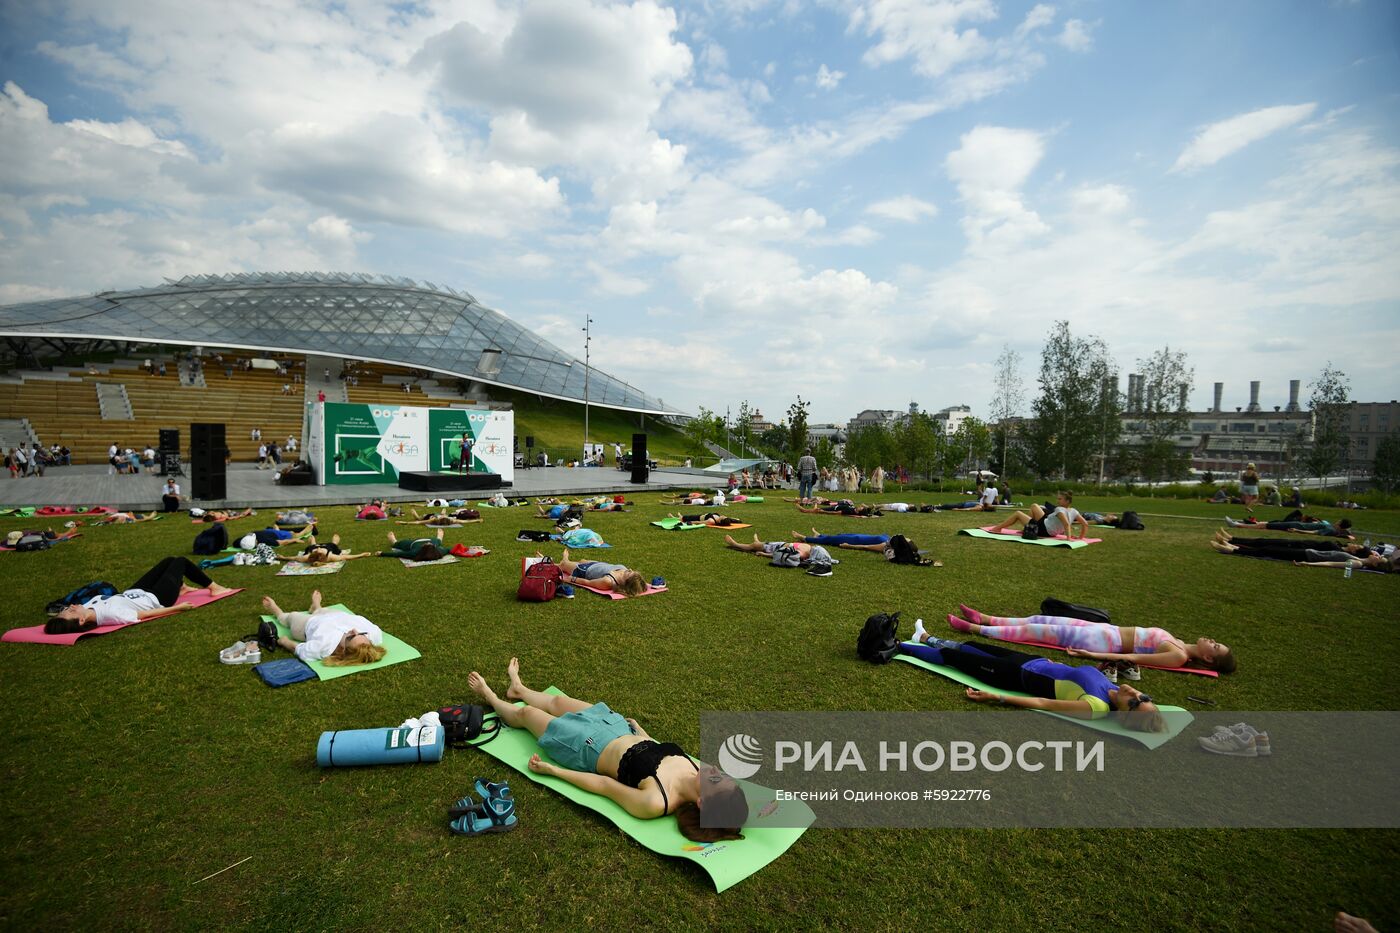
[
  {"xmin": 1132, "ymin": 346, "xmax": 1195, "ymax": 482},
  {"xmin": 989, "ymin": 345, "xmax": 1024, "ymax": 478},
  {"xmin": 760, "ymin": 425, "xmax": 789, "ymax": 455},
  {"xmin": 735, "ymin": 400, "xmax": 754, "ymax": 457},
  {"xmin": 812, "ymin": 437, "xmax": 837, "ymax": 470},
  {"xmin": 787, "ymin": 396, "xmax": 811, "ymax": 457},
  {"xmin": 952, "ymin": 417, "xmax": 993, "ymax": 474},
  {"xmin": 844, "ymin": 422, "xmax": 894, "ymax": 472},
  {"xmin": 1024, "ymin": 321, "xmax": 1122, "ymax": 479},
  {"xmin": 1372, "ymin": 434, "xmax": 1400, "ymax": 493},
  {"xmin": 891, "ymin": 412, "xmax": 940, "ymax": 483},
  {"xmin": 682, "ymin": 406, "xmax": 725, "ymax": 457},
  {"xmin": 1302, "ymin": 364, "xmax": 1351, "ymax": 486}
]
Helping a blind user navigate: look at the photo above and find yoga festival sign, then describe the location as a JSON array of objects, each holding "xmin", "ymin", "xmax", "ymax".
[{"xmin": 309, "ymin": 402, "xmax": 514, "ymax": 485}]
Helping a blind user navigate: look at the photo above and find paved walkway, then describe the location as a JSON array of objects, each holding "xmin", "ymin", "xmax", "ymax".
[{"xmin": 0, "ymin": 463, "xmax": 713, "ymax": 510}]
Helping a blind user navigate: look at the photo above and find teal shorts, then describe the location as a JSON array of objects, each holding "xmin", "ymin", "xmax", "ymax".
[{"xmin": 538, "ymin": 702, "xmax": 632, "ymax": 773}]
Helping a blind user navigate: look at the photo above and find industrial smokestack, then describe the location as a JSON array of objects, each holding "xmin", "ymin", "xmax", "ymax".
[
  {"xmin": 1128, "ymin": 374, "xmax": 1141, "ymax": 412},
  {"xmin": 1287, "ymin": 379, "xmax": 1300, "ymax": 412},
  {"xmin": 1179, "ymin": 385, "xmax": 1188, "ymax": 410},
  {"xmin": 1213, "ymin": 382, "xmax": 1223, "ymax": 413},
  {"xmin": 1248, "ymin": 381, "xmax": 1261, "ymax": 413}
]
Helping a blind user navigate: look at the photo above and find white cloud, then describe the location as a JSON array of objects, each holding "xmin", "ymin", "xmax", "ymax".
[
  {"xmin": 945, "ymin": 125, "xmax": 1048, "ymax": 245},
  {"xmin": 1069, "ymin": 183, "xmax": 1130, "ymax": 216},
  {"xmin": 866, "ymin": 195, "xmax": 938, "ymax": 222},
  {"xmin": 815, "ymin": 64, "xmax": 846, "ymax": 90},
  {"xmin": 1170, "ymin": 103, "xmax": 1318, "ymax": 173},
  {"xmin": 586, "ymin": 260, "xmax": 651, "ymax": 296},
  {"xmin": 851, "ymin": 0, "xmax": 998, "ymax": 78},
  {"xmin": 65, "ymin": 116, "xmax": 193, "ymax": 158},
  {"xmin": 1055, "ymin": 19, "xmax": 1094, "ymax": 52}
]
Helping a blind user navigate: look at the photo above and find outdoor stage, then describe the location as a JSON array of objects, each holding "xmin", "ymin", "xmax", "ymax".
[
  {"xmin": 397, "ymin": 470, "xmax": 505, "ymax": 492},
  {"xmin": 0, "ymin": 463, "xmax": 717, "ymax": 511}
]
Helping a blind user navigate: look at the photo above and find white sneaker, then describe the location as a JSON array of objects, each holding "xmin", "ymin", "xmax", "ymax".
[
  {"xmin": 1213, "ymin": 723, "xmax": 1271, "ymax": 755},
  {"xmin": 220, "ymin": 643, "xmax": 261, "ymax": 665},
  {"xmin": 219, "ymin": 640, "xmax": 248, "ymax": 659},
  {"xmin": 1198, "ymin": 731, "xmax": 1260, "ymax": 757},
  {"xmin": 1098, "ymin": 662, "xmax": 1118, "ymax": 684}
]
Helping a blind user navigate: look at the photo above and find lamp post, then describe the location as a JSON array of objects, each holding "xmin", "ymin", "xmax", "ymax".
[{"xmin": 582, "ymin": 316, "xmax": 593, "ymax": 460}]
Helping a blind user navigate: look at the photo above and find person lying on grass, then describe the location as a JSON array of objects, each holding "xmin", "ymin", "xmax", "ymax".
[
  {"xmin": 468, "ymin": 658, "xmax": 746, "ymax": 842},
  {"xmin": 537, "ymin": 502, "xmax": 572, "ymax": 520},
  {"xmin": 791, "ymin": 528, "xmax": 942, "ymax": 566},
  {"xmin": 356, "ymin": 500, "xmax": 388, "ymax": 520},
  {"xmin": 1210, "ymin": 532, "xmax": 1395, "ymax": 572},
  {"xmin": 984, "ymin": 490, "xmax": 1088, "ymax": 539},
  {"xmin": 1225, "ymin": 512, "xmax": 1354, "ymax": 539},
  {"xmin": 902, "ymin": 624, "xmax": 1167, "ymax": 733},
  {"xmin": 50, "ymin": 557, "xmax": 235, "ymax": 629},
  {"xmin": 549, "ymin": 548, "xmax": 648, "ymax": 596},
  {"xmin": 946, "ymin": 604, "xmax": 1236, "ymax": 675},
  {"xmin": 667, "ymin": 511, "xmax": 743, "ymax": 527},
  {"xmin": 280, "ymin": 533, "xmax": 373, "ymax": 566},
  {"xmin": 930, "ymin": 500, "xmax": 996, "ymax": 512},
  {"xmin": 193, "ymin": 508, "xmax": 254, "ymax": 523},
  {"xmin": 794, "ymin": 499, "xmax": 881, "ymax": 517},
  {"xmin": 379, "ymin": 530, "xmax": 448, "ymax": 561},
  {"xmin": 724, "ymin": 534, "xmax": 820, "ymax": 560},
  {"xmin": 262, "ymin": 590, "xmax": 386, "ymax": 665},
  {"xmin": 93, "ymin": 511, "xmax": 160, "ymax": 524},
  {"xmin": 398, "ymin": 508, "xmax": 480, "ymax": 526}
]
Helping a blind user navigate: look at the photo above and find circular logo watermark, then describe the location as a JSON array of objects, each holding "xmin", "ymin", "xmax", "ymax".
[{"xmin": 718, "ymin": 733, "xmax": 763, "ymax": 779}]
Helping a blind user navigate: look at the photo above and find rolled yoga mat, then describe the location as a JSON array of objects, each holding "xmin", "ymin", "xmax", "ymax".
[{"xmin": 317, "ymin": 724, "xmax": 445, "ymax": 767}]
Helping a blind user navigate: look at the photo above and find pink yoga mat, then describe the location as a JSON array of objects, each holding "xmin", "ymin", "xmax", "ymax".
[
  {"xmin": 574, "ymin": 581, "xmax": 668, "ymax": 600},
  {"xmin": 978, "ymin": 525, "xmax": 1102, "ymax": 544},
  {"xmin": 2, "ymin": 587, "xmax": 244, "ymax": 646}
]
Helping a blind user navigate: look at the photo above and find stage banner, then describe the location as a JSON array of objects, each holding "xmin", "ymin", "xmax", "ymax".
[
  {"xmin": 319, "ymin": 402, "xmax": 429, "ymax": 485},
  {"xmin": 428, "ymin": 408, "xmax": 514, "ymax": 482}
]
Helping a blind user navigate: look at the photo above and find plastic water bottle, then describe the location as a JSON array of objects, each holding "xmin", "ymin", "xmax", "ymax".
[{"xmin": 1344, "ymin": 564, "xmax": 1353, "ymax": 579}]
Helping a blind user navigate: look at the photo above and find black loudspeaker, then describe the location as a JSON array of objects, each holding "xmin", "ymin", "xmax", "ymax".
[
  {"xmin": 630, "ymin": 432, "xmax": 648, "ymax": 484},
  {"xmin": 158, "ymin": 428, "xmax": 179, "ymax": 453},
  {"xmin": 190, "ymin": 422, "xmax": 227, "ymax": 499},
  {"xmin": 525, "ymin": 436, "xmax": 535, "ymax": 448},
  {"xmin": 158, "ymin": 428, "xmax": 182, "ymax": 476}
]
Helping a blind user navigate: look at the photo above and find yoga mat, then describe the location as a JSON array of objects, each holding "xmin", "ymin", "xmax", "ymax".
[
  {"xmin": 958, "ymin": 528, "xmax": 1100, "ymax": 548},
  {"xmin": 399, "ymin": 555, "xmax": 460, "ymax": 568},
  {"xmin": 574, "ymin": 580, "xmax": 667, "ymax": 599},
  {"xmin": 395, "ymin": 519, "xmax": 482, "ymax": 525},
  {"xmin": 706, "ymin": 522, "xmax": 751, "ymax": 530},
  {"xmin": 893, "ymin": 651, "xmax": 1193, "ymax": 749},
  {"xmin": 0, "ymin": 533, "xmax": 81, "ymax": 551},
  {"xmin": 276, "ymin": 562, "xmax": 345, "ymax": 576},
  {"xmin": 0, "ymin": 507, "xmax": 36, "ymax": 517},
  {"xmin": 264, "ymin": 605, "xmax": 420, "ymax": 680},
  {"xmin": 650, "ymin": 518, "xmax": 706, "ymax": 531},
  {"xmin": 3, "ymin": 587, "xmax": 244, "ymax": 646},
  {"xmin": 474, "ymin": 687, "xmax": 813, "ymax": 893},
  {"xmin": 549, "ymin": 535, "xmax": 612, "ymax": 548}
]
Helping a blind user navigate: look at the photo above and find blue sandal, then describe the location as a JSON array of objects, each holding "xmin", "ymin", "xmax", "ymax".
[
  {"xmin": 449, "ymin": 795, "xmax": 517, "ymax": 835},
  {"xmin": 448, "ymin": 793, "xmax": 486, "ymax": 820},
  {"xmin": 474, "ymin": 777, "xmax": 512, "ymax": 804}
]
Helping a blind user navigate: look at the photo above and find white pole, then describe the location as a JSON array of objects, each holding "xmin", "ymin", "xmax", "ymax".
[{"xmin": 582, "ymin": 316, "xmax": 592, "ymax": 460}]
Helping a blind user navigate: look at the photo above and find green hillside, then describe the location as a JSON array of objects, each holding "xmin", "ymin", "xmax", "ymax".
[{"xmin": 488, "ymin": 387, "xmax": 695, "ymax": 465}]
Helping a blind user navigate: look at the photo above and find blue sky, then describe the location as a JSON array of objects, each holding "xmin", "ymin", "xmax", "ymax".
[{"xmin": 1, "ymin": 0, "xmax": 1397, "ymax": 422}]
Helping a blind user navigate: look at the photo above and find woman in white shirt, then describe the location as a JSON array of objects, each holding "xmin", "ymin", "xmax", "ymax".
[
  {"xmin": 51, "ymin": 558, "xmax": 235, "ymax": 629},
  {"xmin": 263, "ymin": 590, "xmax": 385, "ymax": 665}
]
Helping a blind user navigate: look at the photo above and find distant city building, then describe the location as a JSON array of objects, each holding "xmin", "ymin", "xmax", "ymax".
[
  {"xmin": 807, "ymin": 423, "xmax": 846, "ymax": 445},
  {"xmin": 846, "ymin": 409, "xmax": 901, "ymax": 435},
  {"xmin": 1347, "ymin": 400, "xmax": 1400, "ymax": 473},
  {"xmin": 931, "ymin": 404, "xmax": 973, "ymax": 436},
  {"xmin": 746, "ymin": 409, "xmax": 777, "ymax": 434}
]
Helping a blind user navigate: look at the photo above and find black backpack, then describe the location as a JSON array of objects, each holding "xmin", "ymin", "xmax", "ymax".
[
  {"xmin": 885, "ymin": 534, "xmax": 925, "ymax": 565},
  {"xmin": 15, "ymin": 533, "xmax": 51, "ymax": 552},
  {"xmin": 1117, "ymin": 511, "xmax": 1145, "ymax": 531},
  {"xmin": 192, "ymin": 523, "xmax": 228, "ymax": 555},
  {"xmin": 1021, "ymin": 523, "xmax": 1040, "ymax": 540},
  {"xmin": 438, "ymin": 704, "xmax": 501, "ymax": 748},
  {"xmin": 856, "ymin": 612, "xmax": 903, "ymax": 663},
  {"xmin": 1040, "ymin": 598, "xmax": 1111, "ymax": 626},
  {"xmin": 516, "ymin": 529, "xmax": 552, "ymax": 542},
  {"xmin": 769, "ymin": 543, "xmax": 804, "ymax": 568},
  {"xmin": 45, "ymin": 580, "xmax": 118, "ymax": 616}
]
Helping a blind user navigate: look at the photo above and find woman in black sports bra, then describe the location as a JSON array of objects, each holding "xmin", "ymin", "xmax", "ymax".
[{"xmin": 468, "ymin": 659, "xmax": 747, "ymax": 843}]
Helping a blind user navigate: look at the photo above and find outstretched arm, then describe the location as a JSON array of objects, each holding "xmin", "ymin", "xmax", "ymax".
[
  {"xmin": 1292, "ymin": 559, "xmax": 1360, "ymax": 569},
  {"xmin": 838, "ymin": 542, "xmax": 888, "ymax": 552},
  {"xmin": 1066, "ymin": 647, "xmax": 1188, "ymax": 668},
  {"xmin": 528, "ymin": 756, "xmax": 659, "ymax": 818},
  {"xmin": 964, "ymin": 689, "xmax": 1095, "ymax": 719}
]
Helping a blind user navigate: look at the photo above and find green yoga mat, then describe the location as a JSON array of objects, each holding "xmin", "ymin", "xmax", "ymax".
[
  {"xmin": 262, "ymin": 604, "xmax": 420, "ymax": 681},
  {"xmin": 0, "ymin": 507, "xmax": 36, "ymax": 517},
  {"xmin": 893, "ymin": 652, "xmax": 1192, "ymax": 749},
  {"xmin": 475, "ymin": 688, "xmax": 813, "ymax": 892},
  {"xmin": 650, "ymin": 518, "xmax": 706, "ymax": 531},
  {"xmin": 957, "ymin": 528, "xmax": 1095, "ymax": 549}
]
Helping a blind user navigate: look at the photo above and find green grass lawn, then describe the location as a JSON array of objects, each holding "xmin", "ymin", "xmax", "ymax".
[
  {"xmin": 0, "ymin": 493, "xmax": 1396, "ymax": 929},
  {"xmin": 491, "ymin": 388, "xmax": 697, "ymax": 464}
]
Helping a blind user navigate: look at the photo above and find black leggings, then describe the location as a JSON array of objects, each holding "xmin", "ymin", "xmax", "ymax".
[
  {"xmin": 932, "ymin": 641, "xmax": 1042, "ymax": 692},
  {"xmin": 129, "ymin": 557, "xmax": 213, "ymax": 607},
  {"xmin": 1232, "ymin": 537, "xmax": 1329, "ymax": 551}
]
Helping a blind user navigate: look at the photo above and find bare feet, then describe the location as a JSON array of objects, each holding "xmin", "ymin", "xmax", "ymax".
[
  {"xmin": 386, "ymin": 531, "xmax": 398, "ymax": 544},
  {"xmin": 261, "ymin": 596, "xmax": 282, "ymax": 616},
  {"xmin": 467, "ymin": 670, "xmax": 498, "ymax": 703},
  {"xmin": 207, "ymin": 583, "xmax": 234, "ymax": 597},
  {"xmin": 1336, "ymin": 913, "xmax": 1378, "ymax": 933},
  {"xmin": 561, "ymin": 547, "xmax": 571, "ymax": 562},
  {"xmin": 504, "ymin": 657, "xmax": 523, "ymax": 699},
  {"xmin": 723, "ymin": 534, "xmax": 740, "ymax": 549},
  {"xmin": 310, "ymin": 589, "xmax": 323, "ymax": 612}
]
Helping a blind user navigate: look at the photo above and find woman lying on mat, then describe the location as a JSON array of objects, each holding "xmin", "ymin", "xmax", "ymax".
[
  {"xmin": 262, "ymin": 590, "xmax": 385, "ymax": 665},
  {"xmin": 791, "ymin": 528, "xmax": 890, "ymax": 551},
  {"xmin": 1225, "ymin": 513, "xmax": 1354, "ymax": 539},
  {"xmin": 723, "ymin": 534, "xmax": 820, "ymax": 560},
  {"xmin": 281, "ymin": 534, "xmax": 373, "ymax": 566},
  {"xmin": 192, "ymin": 508, "xmax": 255, "ymax": 523},
  {"xmin": 947, "ymin": 604, "xmax": 1236, "ymax": 673},
  {"xmin": 356, "ymin": 503, "xmax": 387, "ymax": 520},
  {"xmin": 550, "ymin": 549, "xmax": 648, "ymax": 596},
  {"xmin": 50, "ymin": 557, "xmax": 235, "ymax": 629},
  {"xmin": 1209, "ymin": 533, "xmax": 1395, "ymax": 571},
  {"xmin": 794, "ymin": 499, "xmax": 881, "ymax": 517},
  {"xmin": 93, "ymin": 511, "xmax": 160, "ymax": 524},
  {"xmin": 537, "ymin": 503, "xmax": 572, "ymax": 520},
  {"xmin": 398, "ymin": 508, "xmax": 479, "ymax": 526},
  {"xmin": 380, "ymin": 530, "xmax": 447, "ymax": 561},
  {"xmin": 468, "ymin": 659, "xmax": 746, "ymax": 842},
  {"xmin": 667, "ymin": 511, "xmax": 743, "ymax": 527},
  {"xmin": 902, "ymin": 625, "xmax": 1167, "ymax": 733}
]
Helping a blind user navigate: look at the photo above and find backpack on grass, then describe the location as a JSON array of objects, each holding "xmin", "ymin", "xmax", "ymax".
[
  {"xmin": 518, "ymin": 558, "xmax": 562, "ymax": 602},
  {"xmin": 884, "ymin": 534, "xmax": 924, "ymax": 565},
  {"xmin": 770, "ymin": 543, "xmax": 803, "ymax": 568},
  {"xmin": 46, "ymin": 581, "xmax": 117, "ymax": 616},
  {"xmin": 15, "ymin": 533, "xmax": 51, "ymax": 552},
  {"xmin": 1040, "ymin": 598, "xmax": 1111, "ymax": 626},
  {"xmin": 438, "ymin": 704, "xmax": 501, "ymax": 748},
  {"xmin": 856, "ymin": 612, "xmax": 902, "ymax": 664},
  {"xmin": 1116, "ymin": 511, "xmax": 1145, "ymax": 531},
  {"xmin": 192, "ymin": 523, "xmax": 228, "ymax": 555}
]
